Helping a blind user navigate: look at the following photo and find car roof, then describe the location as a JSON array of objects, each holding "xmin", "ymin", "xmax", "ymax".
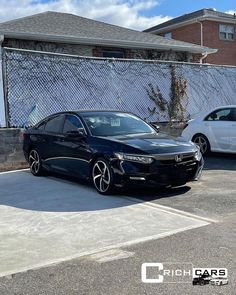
[
  {"xmin": 48, "ymin": 110, "xmax": 132, "ymax": 116},
  {"xmin": 210, "ymin": 105, "xmax": 236, "ymax": 110},
  {"xmin": 34, "ymin": 110, "xmax": 135, "ymax": 127},
  {"xmin": 76, "ymin": 110, "xmax": 133, "ymax": 115}
]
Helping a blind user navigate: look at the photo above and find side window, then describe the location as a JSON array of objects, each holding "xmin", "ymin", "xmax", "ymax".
[
  {"xmin": 205, "ymin": 109, "xmax": 233, "ymax": 121},
  {"xmin": 45, "ymin": 115, "xmax": 64, "ymax": 133},
  {"xmin": 63, "ymin": 115, "xmax": 83, "ymax": 133}
]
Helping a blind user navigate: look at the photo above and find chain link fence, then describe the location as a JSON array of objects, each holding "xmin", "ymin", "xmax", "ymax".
[{"xmin": 3, "ymin": 48, "xmax": 236, "ymax": 127}]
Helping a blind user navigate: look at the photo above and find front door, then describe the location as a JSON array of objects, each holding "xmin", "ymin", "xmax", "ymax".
[
  {"xmin": 57, "ymin": 114, "xmax": 92, "ymax": 178},
  {"xmin": 204, "ymin": 108, "xmax": 232, "ymax": 152}
]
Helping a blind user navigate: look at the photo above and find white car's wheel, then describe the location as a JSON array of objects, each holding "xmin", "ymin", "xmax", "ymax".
[{"xmin": 192, "ymin": 134, "xmax": 210, "ymax": 155}]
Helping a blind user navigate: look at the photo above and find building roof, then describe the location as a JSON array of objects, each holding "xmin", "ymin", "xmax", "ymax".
[
  {"xmin": 144, "ymin": 8, "xmax": 236, "ymax": 33},
  {"xmin": 0, "ymin": 11, "xmax": 216, "ymax": 54}
]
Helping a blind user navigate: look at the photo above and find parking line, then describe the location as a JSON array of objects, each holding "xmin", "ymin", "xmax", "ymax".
[{"xmin": 123, "ymin": 196, "xmax": 218, "ymax": 224}]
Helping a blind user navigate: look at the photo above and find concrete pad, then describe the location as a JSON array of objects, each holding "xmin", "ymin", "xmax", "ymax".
[{"xmin": 0, "ymin": 171, "xmax": 208, "ymax": 277}]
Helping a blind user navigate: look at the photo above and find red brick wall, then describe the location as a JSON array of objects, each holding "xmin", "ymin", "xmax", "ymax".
[
  {"xmin": 160, "ymin": 23, "xmax": 202, "ymax": 45},
  {"xmin": 159, "ymin": 20, "xmax": 236, "ymax": 66},
  {"xmin": 203, "ymin": 21, "xmax": 236, "ymax": 65}
]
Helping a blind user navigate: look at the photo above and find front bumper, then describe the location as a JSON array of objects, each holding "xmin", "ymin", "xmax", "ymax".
[{"xmin": 112, "ymin": 155, "xmax": 204, "ymax": 188}]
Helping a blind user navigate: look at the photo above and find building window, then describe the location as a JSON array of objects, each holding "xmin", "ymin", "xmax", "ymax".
[
  {"xmin": 164, "ymin": 32, "xmax": 172, "ymax": 39},
  {"xmin": 102, "ymin": 50, "xmax": 125, "ymax": 58},
  {"xmin": 219, "ymin": 24, "xmax": 234, "ymax": 40}
]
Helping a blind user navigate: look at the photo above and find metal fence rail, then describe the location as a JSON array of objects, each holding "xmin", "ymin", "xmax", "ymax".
[{"xmin": 3, "ymin": 48, "xmax": 236, "ymax": 127}]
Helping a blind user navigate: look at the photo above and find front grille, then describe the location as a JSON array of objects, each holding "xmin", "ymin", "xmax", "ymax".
[
  {"xmin": 154, "ymin": 152, "xmax": 195, "ymax": 165},
  {"xmin": 149, "ymin": 159, "xmax": 198, "ymax": 185},
  {"xmin": 159, "ymin": 155, "xmax": 194, "ymax": 165}
]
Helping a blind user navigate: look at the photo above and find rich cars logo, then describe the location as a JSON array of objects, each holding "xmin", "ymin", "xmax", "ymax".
[{"xmin": 141, "ymin": 263, "xmax": 228, "ymax": 285}]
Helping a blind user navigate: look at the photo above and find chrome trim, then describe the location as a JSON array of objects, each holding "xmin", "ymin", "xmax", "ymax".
[
  {"xmin": 43, "ymin": 156, "xmax": 90, "ymax": 163},
  {"xmin": 129, "ymin": 177, "xmax": 146, "ymax": 181}
]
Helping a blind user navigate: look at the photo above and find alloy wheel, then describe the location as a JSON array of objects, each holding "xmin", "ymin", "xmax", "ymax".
[
  {"xmin": 92, "ymin": 160, "xmax": 111, "ymax": 193},
  {"xmin": 193, "ymin": 136, "xmax": 208, "ymax": 155},
  {"xmin": 29, "ymin": 150, "xmax": 40, "ymax": 175}
]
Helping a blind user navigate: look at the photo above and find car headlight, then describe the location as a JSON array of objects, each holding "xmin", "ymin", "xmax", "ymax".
[
  {"xmin": 114, "ymin": 153, "xmax": 154, "ymax": 164},
  {"xmin": 194, "ymin": 147, "xmax": 202, "ymax": 161}
]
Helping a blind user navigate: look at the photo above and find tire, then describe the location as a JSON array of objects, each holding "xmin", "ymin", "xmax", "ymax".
[
  {"xmin": 92, "ymin": 158, "xmax": 115, "ymax": 195},
  {"xmin": 28, "ymin": 149, "xmax": 44, "ymax": 176},
  {"xmin": 199, "ymin": 279, "xmax": 205, "ymax": 286},
  {"xmin": 192, "ymin": 134, "xmax": 211, "ymax": 156}
]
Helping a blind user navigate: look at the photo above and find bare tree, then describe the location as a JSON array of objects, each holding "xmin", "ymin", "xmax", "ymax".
[{"xmin": 146, "ymin": 65, "xmax": 189, "ymax": 124}]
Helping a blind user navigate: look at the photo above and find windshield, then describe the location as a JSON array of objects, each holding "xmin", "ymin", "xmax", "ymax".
[{"xmin": 81, "ymin": 112, "xmax": 155, "ymax": 136}]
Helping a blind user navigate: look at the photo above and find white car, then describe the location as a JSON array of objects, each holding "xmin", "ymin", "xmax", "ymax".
[
  {"xmin": 182, "ymin": 106, "xmax": 236, "ymax": 155},
  {"xmin": 210, "ymin": 277, "xmax": 228, "ymax": 286}
]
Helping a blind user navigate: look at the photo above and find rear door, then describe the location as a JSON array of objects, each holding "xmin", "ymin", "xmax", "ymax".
[
  {"xmin": 204, "ymin": 108, "xmax": 232, "ymax": 152},
  {"xmin": 42, "ymin": 114, "xmax": 65, "ymax": 170},
  {"xmin": 27, "ymin": 120, "xmax": 48, "ymax": 160}
]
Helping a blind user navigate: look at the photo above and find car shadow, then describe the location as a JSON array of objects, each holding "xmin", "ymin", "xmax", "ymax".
[
  {"xmin": 123, "ymin": 185, "xmax": 191, "ymax": 202},
  {"xmin": 0, "ymin": 170, "xmax": 191, "ymax": 213},
  {"xmin": 203, "ymin": 153, "xmax": 236, "ymax": 171},
  {"xmin": 1, "ymin": 153, "xmax": 234, "ymax": 213},
  {"xmin": 43, "ymin": 171, "xmax": 192, "ymax": 202}
]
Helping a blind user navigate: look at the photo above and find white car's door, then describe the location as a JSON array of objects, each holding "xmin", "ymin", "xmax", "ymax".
[
  {"xmin": 229, "ymin": 107, "xmax": 236, "ymax": 153},
  {"xmin": 204, "ymin": 108, "xmax": 232, "ymax": 152}
]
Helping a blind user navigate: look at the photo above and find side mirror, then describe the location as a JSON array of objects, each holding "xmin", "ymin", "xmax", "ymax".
[{"xmin": 151, "ymin": 123, "xmax": 160, "ymax": 132}]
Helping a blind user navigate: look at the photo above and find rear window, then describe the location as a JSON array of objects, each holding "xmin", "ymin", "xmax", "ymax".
[{"xmin": 45, "ymin": 115, "xmax": 64, "ymax": 133}]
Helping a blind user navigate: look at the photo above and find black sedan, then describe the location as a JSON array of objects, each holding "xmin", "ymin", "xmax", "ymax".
[{"xmin": 23, "ymin": 111, "xmax": 203, "ymax": 194}]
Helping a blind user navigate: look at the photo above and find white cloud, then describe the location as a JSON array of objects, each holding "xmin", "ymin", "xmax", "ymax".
[
  {"xmin": 225, "ymin": 10, "xmax": 236, "ymax": 15},
  {"xmin": 0, "ymin": 0, "xmax": 172, "ymax": 31}
]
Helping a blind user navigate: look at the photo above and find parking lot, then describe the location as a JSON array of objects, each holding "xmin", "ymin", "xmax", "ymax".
[{"xmin": 0, "ymin": 154, "xmax": 235, "ymax": 294}]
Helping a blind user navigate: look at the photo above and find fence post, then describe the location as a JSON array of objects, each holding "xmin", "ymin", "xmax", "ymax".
[{"xmin": 0, "ymin": 36, "xmax": 6, "ymax": 127}]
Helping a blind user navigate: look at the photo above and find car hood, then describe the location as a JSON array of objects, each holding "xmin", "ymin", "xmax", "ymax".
[{"xmin": 106, "ymin": 133, "xmax": 197, "ymax": 154}]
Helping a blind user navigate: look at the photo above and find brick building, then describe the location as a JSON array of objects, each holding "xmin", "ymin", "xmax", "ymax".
[
  {"xmin": 0, "ymin": 11, "xmax": 216, "ymax": 63},
  {"xmin": 144, "ymin": 8, "xmax": 236, "ymax": 65}
]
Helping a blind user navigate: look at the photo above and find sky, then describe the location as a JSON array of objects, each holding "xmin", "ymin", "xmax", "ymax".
[{"xmin": 0, "ymin": 0, "xmax": 235, "ymax": 31}]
